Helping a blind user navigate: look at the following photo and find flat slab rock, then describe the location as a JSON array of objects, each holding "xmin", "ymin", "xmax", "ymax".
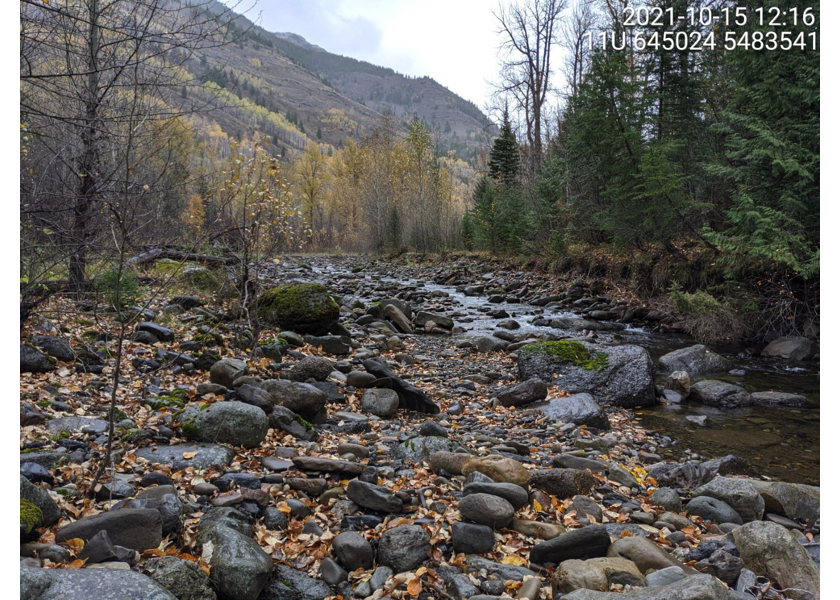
[
  {"xmin": 134, "ymin": 443, "xmax": 235, "ymax": 470},
  {"xmin": 48, "ymin": 417, "xmax": 109, "ymax": 434},
  {"xmin": 292, "ymin": 456, "xmax": 365, "ymax": 475},
  {"xmin": 21, "ymin": 567, "xmax": 177, "ymax": 600}
]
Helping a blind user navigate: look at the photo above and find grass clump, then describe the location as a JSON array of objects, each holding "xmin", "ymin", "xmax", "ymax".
[{"xmin": 524, "ymin": 340, "xmax": 609, "ymax": 372}]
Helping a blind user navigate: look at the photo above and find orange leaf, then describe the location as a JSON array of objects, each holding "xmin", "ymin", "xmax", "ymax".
[{"xmin": 406, "ymin": 577, "xmax": 423, "ymax": 596}]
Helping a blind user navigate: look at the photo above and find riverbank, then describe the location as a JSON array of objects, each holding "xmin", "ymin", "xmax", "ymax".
[{"xmin": 19, "ymin": 252, "xmax": 820, "ymax": 599}]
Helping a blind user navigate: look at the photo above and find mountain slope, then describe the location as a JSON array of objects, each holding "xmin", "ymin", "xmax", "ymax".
[{"xmin": 184, "ymin": 1, "xmax": 494, "ymax": 160}]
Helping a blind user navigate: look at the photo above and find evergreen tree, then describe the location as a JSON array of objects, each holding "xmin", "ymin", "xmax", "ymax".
[{"xmin": 488, "ymin": 107, "xmax": 521, "ymax": 186}]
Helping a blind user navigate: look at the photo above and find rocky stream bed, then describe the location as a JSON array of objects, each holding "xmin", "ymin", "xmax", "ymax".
[{"xmin": 19, "ymin": 255, "xmax": 820, "ymax": 600}]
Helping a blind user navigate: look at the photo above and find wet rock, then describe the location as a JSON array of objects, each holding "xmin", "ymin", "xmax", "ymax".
[
  {"xmin": 56, "ymin": 508, "xmax": 162, "ymax": 551},
  {"xmin": 458, "ymin": 493, "xmax": 514, "ymax": 529},
  {"xmin": 658, "ymin": 345, "xmax": 731, "ymax": 376},
  {"xmin": 536, "ymin": 393, "xmax": 609, "ymax": 429},
  {"xmin": 493, "ymin": 379, "xmax": 547, "ymax": 408},
  {"xmin": 530, "ymin": 526, "xmax": 611, "ymax": 565},
  {"xmin": 346, "ymin": 480, "xmax": 402, "ymax": 513},
  {"xmin": 685, "ymin": 496, "xmax": 743, "ymax": 525},
  {"xmin": 20, "ymin": 567, "xmax": 177, "ymax": 600},
  {"xmin": 451, "ymin": 522, "xmax": 495, "ymax": 554},
  {"xmin": 529, "ymin": 469, "xmax": 596, "ymax": 498},
  {"xmin": 666, "ymin": 371, "xmax": 691, "ymax": 397},
  {"xmin": 751, "ymin": 391, "xmax": 808, "ymax": 407},
  {"xmin": 143, "ymin": 556, "xmax": 217, "ymax": 600},
  {"xmin": 518, "ymin": 341, "xmax": 656, "ymax": 408},
  {"xmin": 695, "ymin": 477, "xmax": 765, "ymax": 523},
  {"xmin": 361, "ymin": 388, "xmax": 400, "ymax": 417},
  {"xmin": 461, "ymin": 455, "xmax": 530, "ymax": 487},
  {"xmin": 378, "ymin": 525, "xmax": 430, "ymax": 573},
  {"xmin": 209, "ymin": 358, "xmax": 248, "ymax": 389},
  {"xmin": 552, "ymin": 557, "xmax": 644, "ymax": 595},
  {"xmin": 729, "ymin": 521, "xmax": 819, "ymax": 600},
  {"xmin": 762, "ymin": 336, "xmax": 817, "ymax": 361},
  {"xmin": 646, "ymin": 462, "xmax": 713, "ymax": 489},
  {"xmin": 688, "ymin": 380, "xmax": 752, "ymax": 409}
]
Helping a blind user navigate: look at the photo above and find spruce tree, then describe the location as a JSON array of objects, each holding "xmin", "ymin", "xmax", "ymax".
[{"xmin": 488, "ymin": 108, "xmax": 521, "ymax": 186}]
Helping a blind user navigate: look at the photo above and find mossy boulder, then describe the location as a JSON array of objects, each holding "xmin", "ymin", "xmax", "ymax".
[
  {"xmin": 258, "ymin": 283, "xmax": 339, "ymax": 334},
  {"xmin": 20, "ymin": 475, "xmax": 61, "ymax": 528},
  {"xmin": 518, "ymin": 341, "xmax": 655, "ymax": 408},
  {"xmin": 21, "ymin": 498, "xmax": 43, "ymax": 534}
]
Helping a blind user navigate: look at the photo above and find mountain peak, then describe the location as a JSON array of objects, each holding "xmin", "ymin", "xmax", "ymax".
[{"xmin": 273, "ymin": 32, "xmax": 326, "ymax": 53}]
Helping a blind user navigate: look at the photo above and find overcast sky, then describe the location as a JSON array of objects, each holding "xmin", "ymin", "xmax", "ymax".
[{"xmin": 227, "ymin": 0, "xmax": 504, "ymax": 109}]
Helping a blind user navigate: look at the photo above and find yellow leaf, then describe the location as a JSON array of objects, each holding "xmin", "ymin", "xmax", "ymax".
[
  {"xmin": 501, "ymin": 555, "xmax": 527, "ymax": 566},
  {"xmin": 183, "ymin": 451, "xmax": 198, "ymax": 459},
  {"xmin": 532, "ymin": 499, "xmax": 542, "ymax": 512}
]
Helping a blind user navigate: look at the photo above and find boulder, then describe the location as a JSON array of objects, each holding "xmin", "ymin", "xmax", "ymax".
[
  {"xmin": 31, "ymin": 335, "xmax": 75, "ymax": 362},
  {"xmin": 362, "ymin": 358, "xmax": 439, "ymax": 414},
  {"xmin": 257, "ymin": 283, "xmax": 339, "ymax": 334},
  {"xmin": 361, "ymin": 388, "xmax": 400, "ymax": 417},
  {"xmin": 185, "ymin": 401, "xmax": 268, "ymax": 448},
  {"xmin": 530, "ymin": 526, "xmax": 611, "ymax": 565},
  {"xmin": 384, "ymin": 304, "xmax": 414, "ymax": 333},
  {"xmin": 269, "ymin": 406, "xmax": 318, "ymax": 441},
  {"xmin": 729, "ymin": 521, "xmax": 819, "ymax": 600},
  {"xmin": 493, "ymin": 379, "xmax": 548, "ymax": 408},
  {"xmin": 20, "ymin": 475, "xmax": 61, "ymax": 527},
  {"xmin": 143, "ymin": 556, "xmax": 217, "ymax": 600},
  {"xmin": 56, "ymin": 508, "xmax": 162, "ymax": 551},
  {"xmin": 260, "ymin": 565, "xmax": 330, "ymax": 600},
  {"xmin": 261, "ymin": 379, "xmax": 326, "ymax": 421},
  {"xmin": 286, "ymin": 357, "xmax": 334, "ymax": 384},
  {"xmin": 458, "ymin": 493, "xmax": 514, "ymax": 529},
  {"xmin": 463, "ymin": 482, "xmax": 529, "ymax": 511},
  {"xmin": 346, "ymin": 480, "xmax": 402, "ymax": 513},
  {"xmin": 209, "ymin": 358, "xmax": 248, "ymax": 389},
  {"xmin": 666, "ymin": 371, "xmax": 691, "ymax": 397},
  {"xmin": 688, "ymin": 380, "xmax": 752, "ymax": 409},
  {"xmin": 518, "ymin": 341, "xmax": 655, "ymax": 408},
  {"xmin": 451, "ymin": 522, "xmax": 495, "ymax": 554},
  {"xmin": 461, "ymin": 455, "xmax": 530, "ymax": 487},
  {"xmin": 695, "ymin": 477, "xmax": 765, "ymax": 523},
  {"xmin": 537, "ymin": 393, "xmax": 609, "ymax": 429},
  {"xmin": 134, "ymin": 444, "xmax": 234, "ymax": 470},
  {"xmin": 20, "ymin": 567, "xmax": 177, "ymax": 600},
  {"xmin": 429, "ymin": 451, "xmax": 473, "ymax": 476},
  {"xmin": 744, "ymin": 480, "xmax": 820, "ymax": 525},
  {"xmin": 751, "ymin": 391, "xmax": 809, "ymax": 407},
  {"xmin": 120, "ymin": 485, "xmax": 182, "ymax": 536},
  {"xmin": 552, "ymin": 557, "xmax": 644, "ymax": 595},
  {"xmin": 197, "ymin": 521, "xmax": 273, "ymax": 600},
  {"xmin": 762, "ymin": 336, "xmax": 817, "ymax": 361},
  {"xmin": 529, "ymin": 469, "xmax": 597, "ymax": 498},
  {"xmin": 414, "ymin": 311, "xmax": 454, "ymax": 330},
  {"xmin": 378, "ymin": 525, "xmax": 430, "ymax": 573},
  {"xmin": 472, "ymin": 336, "xmax": 509, "ymax": 353},
  {"xmin": 607, "ymin": 536, "xmax": 693, "ymax": 574},
  {"xmin": 303, "ymin": 335, "xmax": 350, "ymax": 356},
  {"xmin": 21, "ymin": 344, "xmax": 55, "ymax": 373},
  {"xmin": 658, "ymin": 345, "xmax": 731, "ymax": 376},
  {"xmin": 685, "ymin": 496, "xmax": 743, "ymax": 525},
  {"xmin": 332, "ymin": 531, "xmax": 374, "ymax": 571},
  {"xmin": 559, "ymin": 574, "xmax": 728, "ymax": 599}
]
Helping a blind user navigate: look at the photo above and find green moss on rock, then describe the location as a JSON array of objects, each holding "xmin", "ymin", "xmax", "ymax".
[
  {"xmin": 522, "ymin": 340, "xmax": 609, "ymax": 372},
  {"xmin": 257, "ymin": 283, "xmax": 339, "ymax": 334},
  {"xmin": 21, "ymin": 498, "xmax": 43, "ymax": 534}
]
